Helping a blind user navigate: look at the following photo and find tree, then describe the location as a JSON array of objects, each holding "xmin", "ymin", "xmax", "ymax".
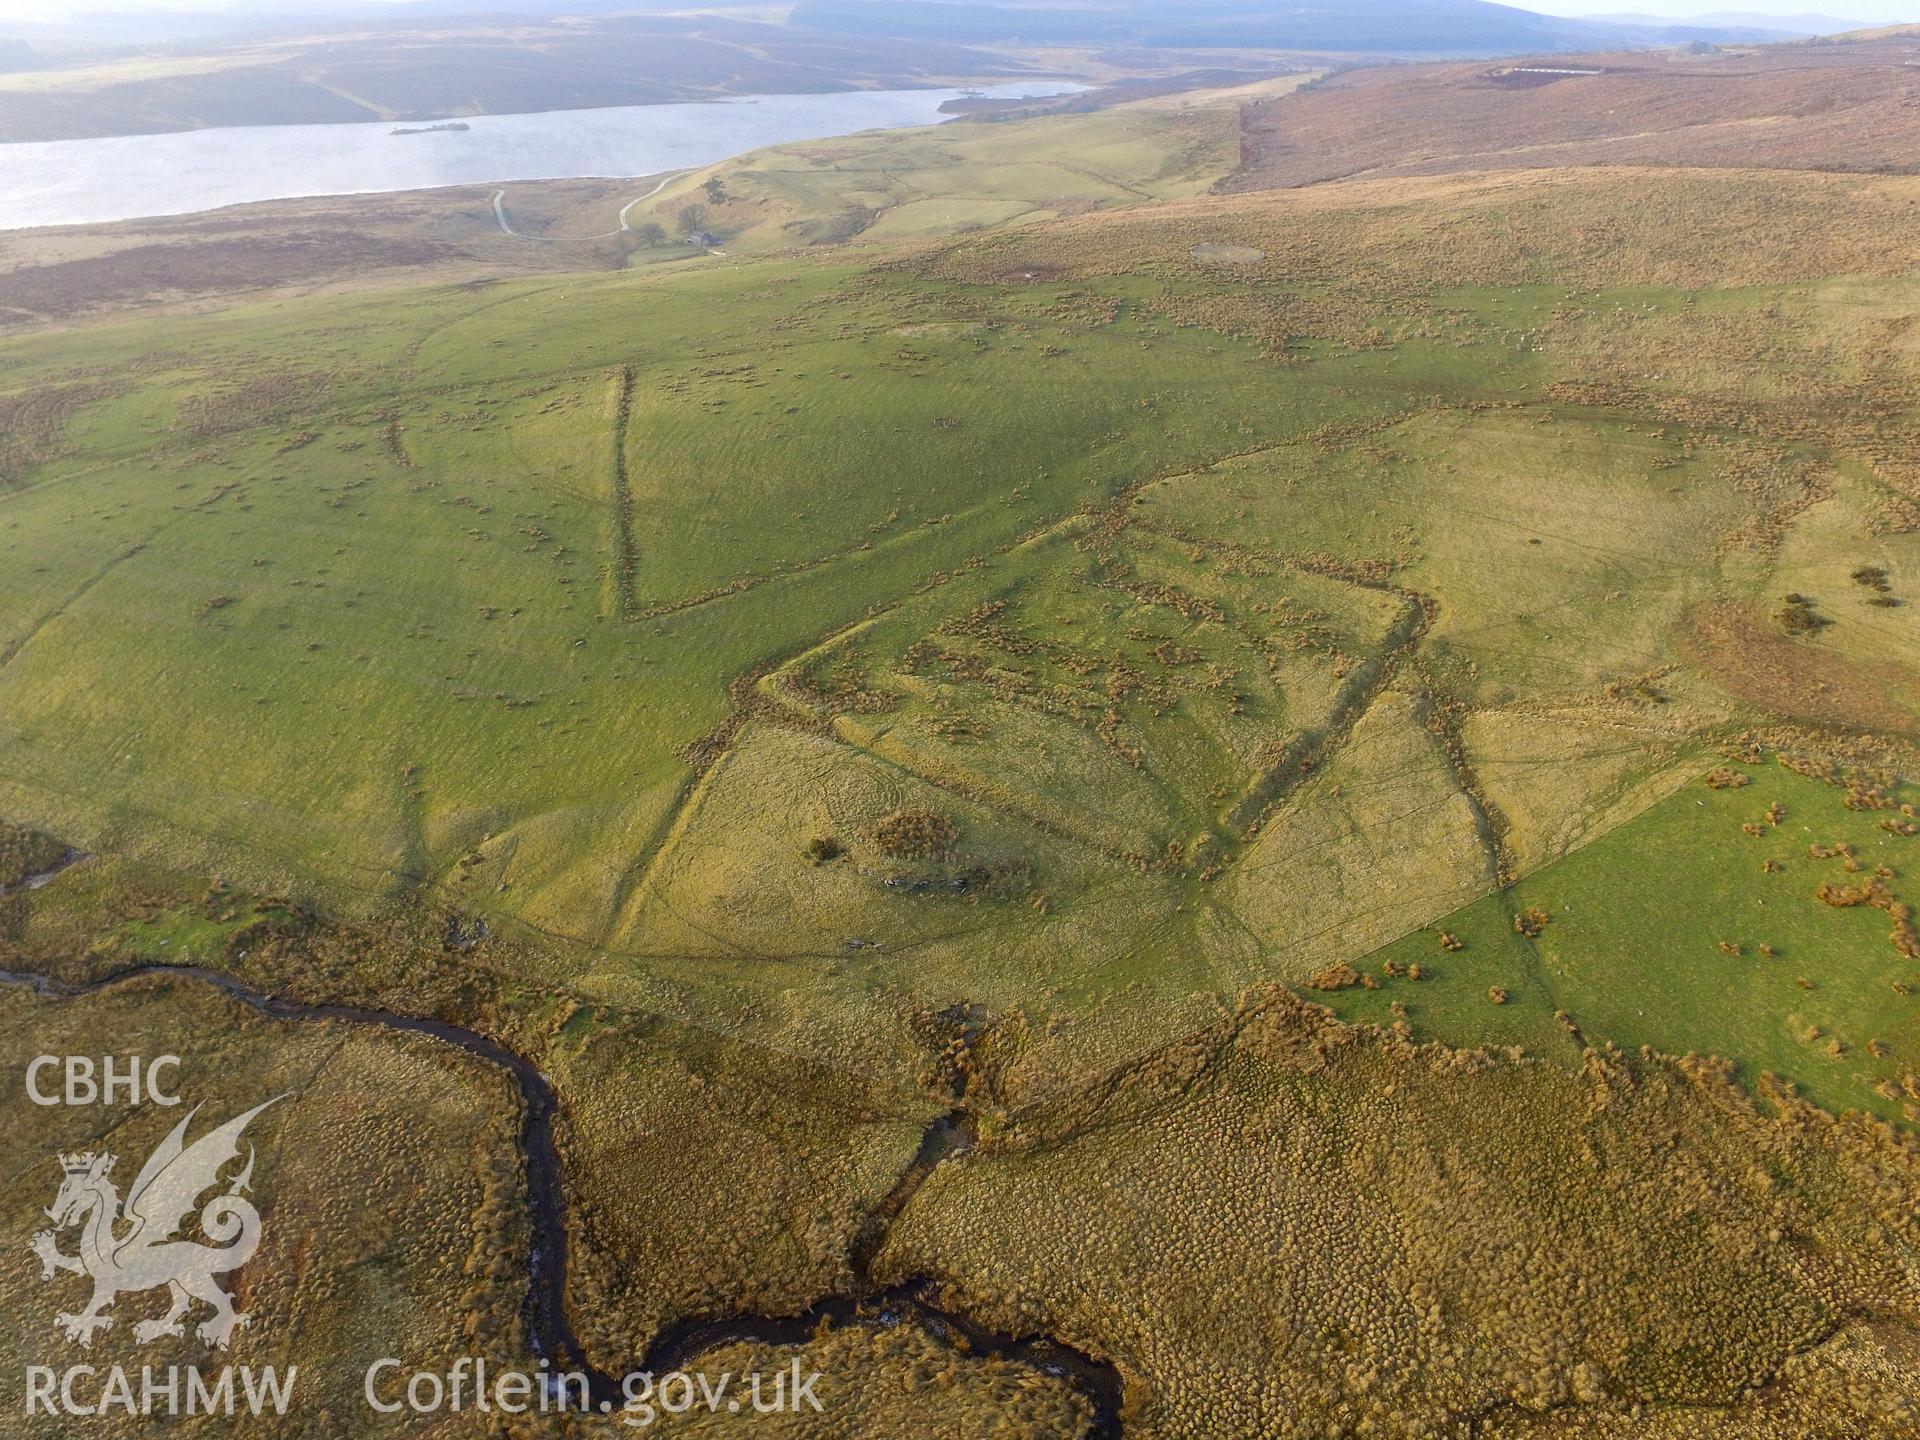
[
  {"xmin": 632, "ymin": 221, "xmax": 666, "ymax": 248},
  {"xmin": 676, "ymin": 203, "xmax": 709, "ymax": 237},
  {"xmin": 702, "ymin": 176, "xmax": 729, "ymax": 205}
]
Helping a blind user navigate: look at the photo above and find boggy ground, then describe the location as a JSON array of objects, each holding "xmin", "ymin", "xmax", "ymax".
[
  {"xmin": 879, "ymin": 987, "xmax": 1920, "ymax": 1439},
  {"xmin": 3, "ymin": 856, "xmax": 1917, "ymax": 1438},
  {"xmin": 0, "ymin": 967, "xmax": 531, "ymax": 1437}
]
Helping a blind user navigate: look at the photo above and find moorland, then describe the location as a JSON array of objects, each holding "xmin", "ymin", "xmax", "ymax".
[{"xmin": 2, "ymin": 35, "xmax": 1919, "ymax": 1440}]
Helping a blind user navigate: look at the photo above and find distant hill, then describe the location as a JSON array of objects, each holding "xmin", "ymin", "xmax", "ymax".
[
  {"xmin": 0, "ymin": 14, "xmax": 1018, "ymax": 142},
  {"xmin": 786, "ymin": 0, "xmax": 1823, "ymax": 52},
  {"xmin": 0, "ymin": 39, "xmax": 35, "ymax": 73},
  {"xmin": 1584, "ymin": 10, "xmax": 1869, "ymax": 35},
  {"xmin": 1225, "ymin": 34, "xmax": 1920, "ymax": 190}
]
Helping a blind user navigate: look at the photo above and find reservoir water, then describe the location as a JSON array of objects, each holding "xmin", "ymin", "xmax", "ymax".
[{"xmin": 0, "ymin": 82, "xmax": 1076, "ymax": 230}]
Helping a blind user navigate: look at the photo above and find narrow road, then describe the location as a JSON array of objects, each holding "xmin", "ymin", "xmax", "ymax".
[
  {"xmin": 613, "ymin": 172, "xmax": 683, "ymax": 231},
  {"xmin": 489, "ymin": 188, "xmax": 528, "ymax": 239},
  {"xmin": 491, "ymin": 171, "xmax": 684, "ymax": 241}
]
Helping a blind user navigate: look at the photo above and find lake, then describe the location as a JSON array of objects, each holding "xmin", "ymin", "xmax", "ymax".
[{"xmin": 0, "ymin": 82, "xmax": 1078, "ymax": 231}]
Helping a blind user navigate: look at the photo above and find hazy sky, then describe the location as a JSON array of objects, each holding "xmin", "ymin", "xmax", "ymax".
[
  {"xmin": 3, "ymin": 0, "xmax": 1915, "ymax": 28},
  {"xmin": 1535, "ymin": 0, "xmax": 1911, "ymax": 16}
]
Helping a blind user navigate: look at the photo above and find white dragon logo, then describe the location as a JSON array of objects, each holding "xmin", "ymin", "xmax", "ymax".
[{"xmin": 29, "ymin": 1098, "xmax": 281, "ymax": 1349}]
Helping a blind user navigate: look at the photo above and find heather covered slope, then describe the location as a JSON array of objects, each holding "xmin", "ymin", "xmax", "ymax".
[{"xmin": 1227, "ymin": 35, "xmax": 1920, "ymax": 188}]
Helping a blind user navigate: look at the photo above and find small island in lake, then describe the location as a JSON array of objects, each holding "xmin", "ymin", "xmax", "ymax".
[{"xmin": 390, "ymin": 121, "xmax": 471, "ymax": 136}]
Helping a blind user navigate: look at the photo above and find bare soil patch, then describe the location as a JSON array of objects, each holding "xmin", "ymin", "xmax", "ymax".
[{"xmin": 1683, "ymin": 600, "xmax": 1920, "ymax": 739}]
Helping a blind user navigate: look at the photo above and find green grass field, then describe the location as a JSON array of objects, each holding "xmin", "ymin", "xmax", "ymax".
[
  {"xmin": 1328, "ymin": 760, "xmax": 1920, "ymax": 1120},
  {"xmin": 1, "ymin": 157, "xmax": 1917, "ymax": 1113}
]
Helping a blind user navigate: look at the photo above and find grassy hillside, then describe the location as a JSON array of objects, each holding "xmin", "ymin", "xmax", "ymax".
[
  {"xmin": 6, "ymin": 80, "xmax": 1920, "ymax": 1440},
  {"xmin": 621, "ymin": 80, "xmax": 1284, "ymax": 254}
]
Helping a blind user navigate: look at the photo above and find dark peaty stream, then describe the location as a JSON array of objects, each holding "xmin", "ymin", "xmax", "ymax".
[{"xmin": 0, "ymin": 864, "xmax": 1122, "ymax": 1435}]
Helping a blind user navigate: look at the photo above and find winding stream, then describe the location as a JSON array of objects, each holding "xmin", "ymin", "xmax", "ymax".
[{"xmin": 0, "ymin": 855, "xmax": 1122, "ymax": 1434}]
